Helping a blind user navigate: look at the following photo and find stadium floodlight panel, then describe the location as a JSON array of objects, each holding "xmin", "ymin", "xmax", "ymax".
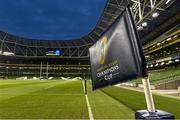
[
  {"xmin": 173, "ymin": 35, "xmax": 178, "ymax": 38},
  {"xmin": 142, "ymin": 22, "xmax": 148, "ymax": 27},
  {"xmin": 157, "ymin": 43, "xmax": 161, "ymax": 46},
  {"xmin": 166, "ymin": 0, "xmax": 171, "ymax": 4},
  {"xmin": 166, "ymin": 37, "xmax": 172, "ymax": 41},
  {"xmin": 155, "ymin": 63, "xmax": 159, "ymax": 66},
  {"xmin": 168, "ymin": 60, "xmax": 173, "ymax": 63},
  {"xmin": 161, "ymin": 62, "xmax": 165, "ymax": 65},
  {"xmin": 162, "ymin": 40, "xmax": 165, "ymax": 44},
  {"xmin": 145, "ymin": 55, "xmax": 150, "ymax": 58},
  {"xmin": 175, "ymin": 59, "xmax": 179, "ymax": 62},
  {"xmin": 152, "ymin": 12, "xmax": 159, "ymax": 18},
  {"xmin": 3, "ymin": 52, "xmax": 14, "ymax": 56},
  {"xmin": 137, "ymin": 26, "xmax": 143, "ymax": 30}
]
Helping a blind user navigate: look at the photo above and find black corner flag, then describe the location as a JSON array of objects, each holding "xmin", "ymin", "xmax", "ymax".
[{"xmin": 89, "ymin": 7, "xmax": 147, "ymax": 90}]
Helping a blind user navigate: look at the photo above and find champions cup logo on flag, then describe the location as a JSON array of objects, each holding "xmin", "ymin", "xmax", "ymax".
[
  {"xmin": 89, "ymin": 8, "xmax": 147, "ymax": 90},
  {"xmin": 98, "ymin": 36, "xmax": 108, "ymax": 65}
]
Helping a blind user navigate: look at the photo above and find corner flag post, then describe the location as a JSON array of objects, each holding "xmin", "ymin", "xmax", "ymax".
[
  {"xmin": 126, "ymin": 6, "xmax": 156, "ymax": 113},
  {"xmin": 142, "ymin": 77, "xmax": 155, "ymax": 112}
]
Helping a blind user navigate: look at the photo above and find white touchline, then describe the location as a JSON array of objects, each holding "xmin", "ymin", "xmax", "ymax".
[
  {"xmin": 82, "ymin": 81, "xmax": 94, "ymax": 120},
  {"xmin": 85, "ymin": 94, "xmax": 94, "ymax": 120}
]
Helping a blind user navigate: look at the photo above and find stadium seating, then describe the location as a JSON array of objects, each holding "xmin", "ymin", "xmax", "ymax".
[{"xmin": 131, "ymin": 67, "xmax": 180, "ymax": 84}]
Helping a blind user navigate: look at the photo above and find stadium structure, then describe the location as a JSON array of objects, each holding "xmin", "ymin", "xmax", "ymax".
[
  {"xmin": 0, "ymin": 0, "xmax": 179, "ymax": 79},
  {"xmin": 0, "ymin": 0, "xmax": 180, "ymax": 119}
]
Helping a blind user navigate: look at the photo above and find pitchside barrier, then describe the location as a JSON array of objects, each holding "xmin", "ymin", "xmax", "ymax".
[{"xmin": 89, "ymin": 0, "xmax": 174, "ymax": 119}]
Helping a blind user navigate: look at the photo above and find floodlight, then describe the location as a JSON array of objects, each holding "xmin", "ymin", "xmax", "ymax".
[
  {"xmin": 168, "ymin": 60, "xmax": 172, "ymax": 63},
  {"xmin": 137, "ymin": 26, "xmax": 143, "ymax": 30},
  {"xmin": 166, "ymin": 37, "xmax": 171, "ymax": 41},
  {"xmin": 166, "ymin": 0, "xmax": 171, "ymax": 4},
  {"xmin": 175, "ymin": 59, "xmax": 179, "ymax": 62},
  {"xmin": 152, "ymin": 12, "xmax": 159, "ymax": 18},
  {"xmin": 157, "ymin": 43, "xmax": 161, "ymax": 46},
  {"xmin": 142, "ymin": 22, "xmax": 147, "ymax": 27},
  {"xmin": 160, "ymin": 62, "xmax": 165, "ymax": 65}
]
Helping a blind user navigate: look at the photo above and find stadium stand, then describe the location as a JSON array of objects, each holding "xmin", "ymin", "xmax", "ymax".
[
  {"xmin": 131, "ymin": 67, "xmax": 180, "ymax": 84},
  {"xmin": 0, "ymin": 0, "xmax": 179, "ymax": 81},
  {"xmin": 129, "ymin": 24, "xmax": 180, "ymax": 87},
  {"xmin": 0, "ymin": 0, "xmax": 179, "ymax": 119},
  {"xmin": 0, "ymin": 55, "xmax": 90, "ymax": 79}
]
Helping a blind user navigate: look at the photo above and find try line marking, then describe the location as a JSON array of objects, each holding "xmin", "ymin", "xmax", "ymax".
[{"xmin": 82, "ymin": 81, "xmax": 94, "ymax": 120}]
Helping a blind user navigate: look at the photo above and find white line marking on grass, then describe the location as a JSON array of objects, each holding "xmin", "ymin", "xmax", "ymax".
[
  {"xmin": 85, "ymin": 94, "xmax": 94, "ymax": 120},
  {"xmin": 82, "ymin": 81, "xmax": 94, "ymax": 120}
]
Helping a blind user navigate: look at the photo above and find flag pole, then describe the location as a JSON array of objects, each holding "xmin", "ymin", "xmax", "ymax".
[{"xmin": 142, "ymin": 77, "xmax": 155, "ymax": 112}]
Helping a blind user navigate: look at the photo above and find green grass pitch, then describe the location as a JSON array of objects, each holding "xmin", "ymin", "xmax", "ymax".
[{"xmin": 0, "ymin": 80, "xmax": 179, "ymax": 119}]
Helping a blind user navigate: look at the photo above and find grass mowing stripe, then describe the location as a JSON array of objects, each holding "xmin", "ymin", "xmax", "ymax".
[
  {"xmin": 0, "ymin": 81, "xmax": 52, "ymax": 89},
  {"xmin": 0, "ymin": 95, "xmax": 88, "ymax": 119},
  {"xmin": 101, "ymin": 86, "xmax": 180, "ymax": 119},
  {"xmin": 0, "ymin": 80, "xmax": 66, "ymax": 101},
  {"xmin": 0, "ymin": 80, "xmax": 43, "ymax": 86},
  {"xmin": 0, "ymin": 80, "xmax": 89, "ymax": 119},
  {"xmin": 33, "ymin": 80, "xmax": 84, "ymax": 95},
  {"xmin": 87, "ymin": 81, "xmax": 134, "ymax": 119},
  {"xmin": 0, "ymin": 80, "xmax": 38, "ymax": 84},
  {"xmin": 88, "ymin": 90, "xmax": 134, "ymax": 119},
  {"xmin": 0, "ymin": 80, "xmax": 53, "ymax": 85}
]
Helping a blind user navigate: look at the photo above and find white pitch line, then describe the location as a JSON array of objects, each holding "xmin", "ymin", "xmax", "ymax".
[
  {"xmin": 82, "ymin": 81, "xmax": 94, "ymax": 120},
  {"xmin": 85, "ymin": 94, "xmax": 94, "ymax": 120}
]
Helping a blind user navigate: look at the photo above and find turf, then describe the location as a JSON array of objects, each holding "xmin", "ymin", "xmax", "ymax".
[
  {"xmin": 0, "ymin": 80, "xmax": 66, "ymax": 101},
  {"xmin": 0, "ymin": 80, "xmax": 180, "ymax": 119},
  {"xmin": 0, "ymin": 80, "xmax": 51, "ymax": 89},
  {"xmin": 101, "ymin": 86, "xmax": 180, "ymax": 119},
  {"xmin": 87, "ymin": 81, "xmax": 134, "ymax": 119},
  {"xmin": 0, "ymin": 80, "xmax": 88, "ymax": 119}
]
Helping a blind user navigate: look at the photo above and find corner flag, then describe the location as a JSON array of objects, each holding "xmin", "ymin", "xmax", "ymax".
[{"xmin": 89, "ymin": 8, "xmax": 147, "ymax": 90}]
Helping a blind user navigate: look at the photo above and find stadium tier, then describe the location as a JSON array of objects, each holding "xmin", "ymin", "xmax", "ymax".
[
  {"xmin": 1, "ymin": 27, "xmax": 179, "ymax": 78},
  {"xmin": 0, "ymin": 0, "xmax": 179, "ymax": 119},
  {"xmin": 144, "ymin": 27, "xmax": 180, "ymax": 70},
  {"xmin": 0, "ymin": 55, "xmax": 90, "ymax": 78},
  {"xmin": 131, "ymin": 67, "xmax": 180, "ymax": 84}
]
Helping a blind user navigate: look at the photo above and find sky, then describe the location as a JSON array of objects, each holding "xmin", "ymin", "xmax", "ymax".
[{"xmin": 0, "ymin": 0, "xmax": 106, "ymax": 40}]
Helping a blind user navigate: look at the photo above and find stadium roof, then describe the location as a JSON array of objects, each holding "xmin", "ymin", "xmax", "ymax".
[
  {"xmin": 0, "ymin": 0, "xmax": 179, "ymax": 58},
  {"xmin": 0, "ymin": 0, "xmax": 130, "ymax": 47},
  {"xmin": 0, "ymin": 0, "xmax": 179, "ymax": 46}
]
